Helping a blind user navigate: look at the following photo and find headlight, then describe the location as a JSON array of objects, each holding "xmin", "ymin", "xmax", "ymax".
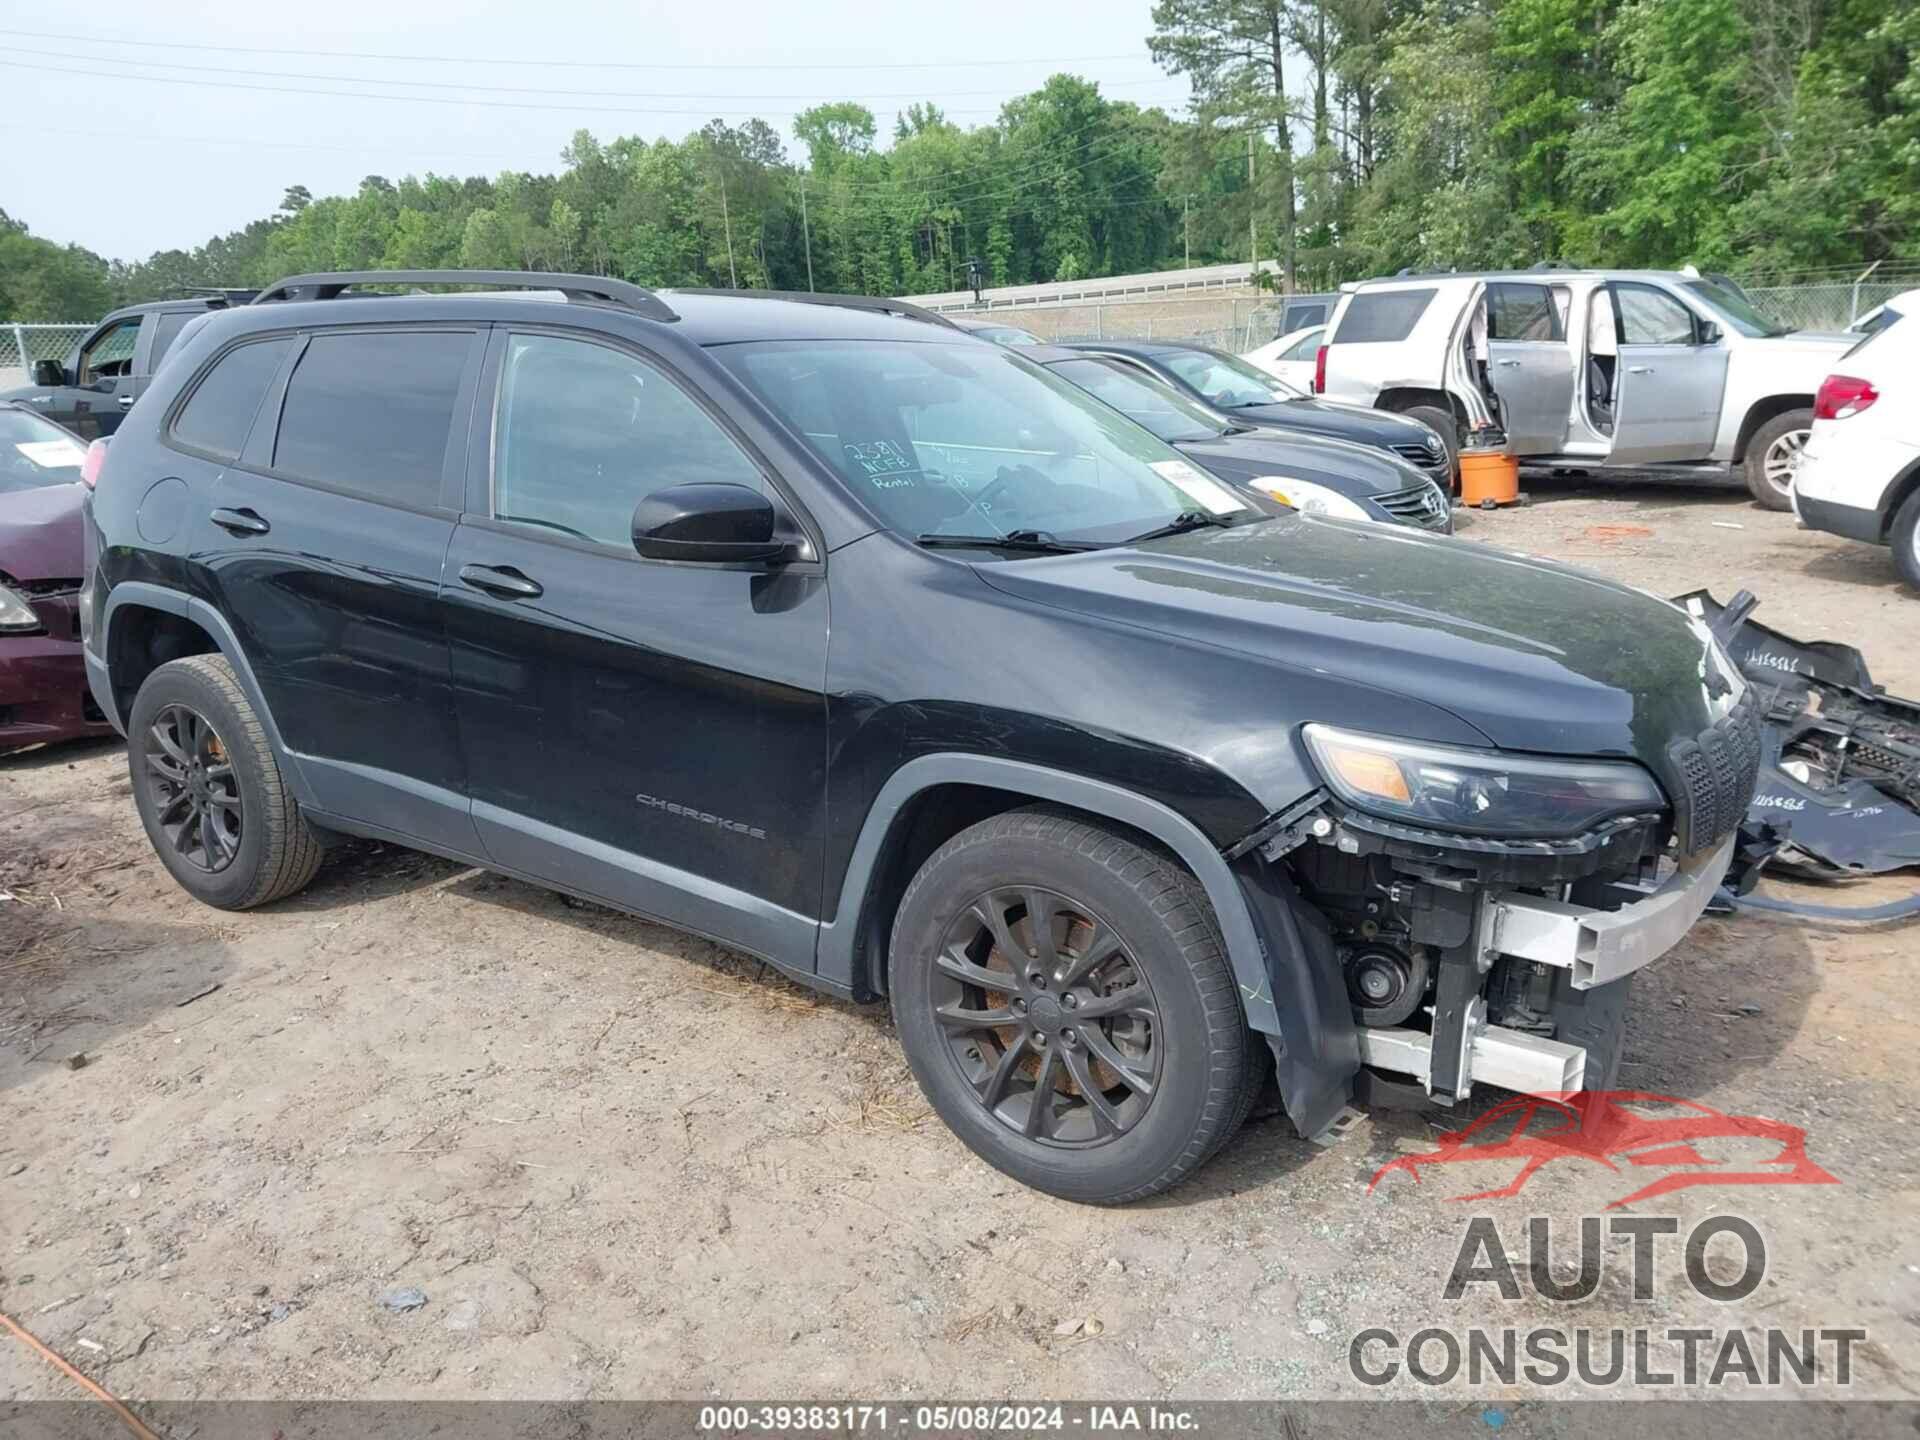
[
  {"xmin": 0, "ymin": 584, "xmax": 41, "ymax": 634},
  {"xmin": 1249, "ymin": 475, "xmax": 1372, "ymax": 522},
  {"xmin": 1302, "ymin": 724, "xmax": 1667, "ymax": 838}
]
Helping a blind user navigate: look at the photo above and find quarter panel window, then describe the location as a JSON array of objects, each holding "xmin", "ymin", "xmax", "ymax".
[
  {"xmin": 273, "ymin": 331, "xmax": 470, "ymax": 506},
  {"xmin": 492, "ymin": 333, "xmax": 765, "ymax": 548},
  {"xmin": 1615, "ymin": 286, "xmax": 1698, "ymax": 346},
  {"xmin": 171, "ymin": 337, "xmax": 294, "ymax": 461},
  {"xmin": 1282, "ymin": 329, "xmax": 1324, "ymax": 361},
  {"xmin": 1332, "ymin": 289, "xmax": 1435, "ymax": 343}
]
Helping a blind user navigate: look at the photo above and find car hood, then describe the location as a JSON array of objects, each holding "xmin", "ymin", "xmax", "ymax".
[
  {"xmin": 0, "ymin": 482, "xmax": 87, "ymax": 582},
  {"xmin": 1219, "ymin": 396, "xmax": 1440, "ymax": 452},
  {"xmin": 974, "ymin": 516, "xmax": 1719, "ymax": 777},
  {"xmin": 1176, "ymin": 430, "xmax": 1430, "ymax": 499}
]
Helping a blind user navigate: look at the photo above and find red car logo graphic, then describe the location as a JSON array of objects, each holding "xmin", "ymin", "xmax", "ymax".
[{"xmin": 1370, "ymin": 1091, "xmax": 1838, "ymax": 1208}]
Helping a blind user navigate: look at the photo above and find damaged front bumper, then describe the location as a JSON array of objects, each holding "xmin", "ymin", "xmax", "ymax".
[{"xmin": 1352, "ymin": 834, "xmax": 1735, "ymax": 1097}]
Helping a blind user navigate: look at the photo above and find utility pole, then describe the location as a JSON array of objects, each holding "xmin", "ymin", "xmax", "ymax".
[
  {"xmin": 798, "ymin": 179, "xmax": 815, "ymax": 293},
  {"xmin": 1184, "ymin": 195, "xmax": 1191, "ymax": 270},
  {"xmin": 1247, "ymin": 132, "xmax": 1257, "ymax": 276},
  {"xmin": 719, "ymin": 172, "xmax": 739, "ymax": 289}
]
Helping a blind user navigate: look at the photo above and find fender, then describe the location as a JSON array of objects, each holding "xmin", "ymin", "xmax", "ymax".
[
  {"xmin": 94, "ymin": 580, "xmax": 319, "ymax": 809},
  {"xmin": 816, "ymin": 753, "xmax": 1359, "ymax": 1136}
]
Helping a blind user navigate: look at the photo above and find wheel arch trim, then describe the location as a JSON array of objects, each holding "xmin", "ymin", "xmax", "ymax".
[
  {"xmin": 821, "ymin": 754, "xmax": 1282, "ymax": 1029},
  {"xmin": 97, "ymin": 581, "xmax": 317, "ymax": 807}
]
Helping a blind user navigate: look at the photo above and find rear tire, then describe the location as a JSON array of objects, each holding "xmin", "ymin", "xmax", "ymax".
[
  {"xmin": 1743, "ymin": 409, "xmax": 1812, "ymax": 510},
  {"xmin": 1404, "ymin": 404, "xmax": 1460, "ymax": 488},
  {"xmin": 127, "ymin": 655, "xmax": 324, "ymax": 910},
  {"xmin": 889, "ymin": 807, "xmax": 1256, "ymax": 1204},
  {"xmin": 1891, "ymin": 488, "xmax": 1920, "ymax": 592}
]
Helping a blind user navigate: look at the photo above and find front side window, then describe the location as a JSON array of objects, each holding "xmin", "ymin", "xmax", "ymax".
[
  {"xmin": 0, "ymin": 409, "xmax": 87, "ymax": 493},
  {"xmin": 272, "ymin": 331, "xmax": 470, "ymax": 507},
  {"xmin": 1161, "ymin": 348, "xmax": 1300, "ymax": 407},
  {"xmin": 79, "ymin": 319, "xmax": 141, "ymax": 386},
  {"xmin": 716, "ymin": 339, "xmax": 1255, "ymax": 545},
  {"xmin": 1046, "ymin": 358, "xmax": 1227, "ymax": 443},
  {"xmin": 1614, "ymin": 286, "xmax": 1698, "ymax": 346},
  {"xmin": 1486, "ymin": 284, "xmax": 1564, "ymax": 342},
  {"xmin": 172, "ymin": 337, "xmax": 293, "ymax": 461},
  {"xmin": 493, "ymin": 333, "xmax": 765, "ymax": 548}
]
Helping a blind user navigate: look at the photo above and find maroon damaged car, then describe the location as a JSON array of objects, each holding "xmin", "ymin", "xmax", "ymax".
[{"xmin": 1, "ymin": 403, "xmax": 115, "ymax": 752}]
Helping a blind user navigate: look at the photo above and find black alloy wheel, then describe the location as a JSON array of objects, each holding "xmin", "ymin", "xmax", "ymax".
[
  {"xmin": 140, "ymin": 703, "xmax": 243, "ymax": 872},
  {"xmin": 932, "ymin": 885, "xmax": 1161, "ymax": 1146}
]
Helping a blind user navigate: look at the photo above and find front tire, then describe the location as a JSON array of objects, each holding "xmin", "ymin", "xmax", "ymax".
[
  {"xmin": 889, "ymin": 807, "xmax": 1257, "ymax": 1204},
  {"xmin": 1404, "ymin": 404, "xmax": 1460, "ymax": 489},
  {"xmin": 1744, "ymin": 409, "xmax": 1813, "ymax": 510},
  {"xmin": 128, "ymin": 655, "xmax": 324, "ymax": 910}
]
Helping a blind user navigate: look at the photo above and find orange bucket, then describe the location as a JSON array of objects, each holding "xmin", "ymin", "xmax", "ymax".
[{"xmin": 1458, "ymin": 448, "xmax": 1520, "ymax": 508}]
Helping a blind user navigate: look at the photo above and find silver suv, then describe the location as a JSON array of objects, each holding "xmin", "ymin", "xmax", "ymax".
[{"xmin": 1316, "ymin": 270, "xmax": 1857, "ymax": 508}]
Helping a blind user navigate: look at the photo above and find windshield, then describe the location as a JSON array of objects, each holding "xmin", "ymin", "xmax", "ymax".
[
  {"xmin": 1681, "ymin": 280, "xmax": 1790, "ymax": 338},
  {"xmin": 970, "ymin": 324, "xmax": 1044, "ymax": 347},
  {"xmin": 1162, "ymin": 347, "xmax": 1305, "ymax": 407},
  {"xmin": 0, "ymin": 409, "xmax": 86, "ymax": 494},
  {"xmin": 715, "ymin": 340, "xmax": 1256, "ymax": 546},
  {"xmin": 1046, "ymin": 358, "xmax": 1231, "ymax": 444}
]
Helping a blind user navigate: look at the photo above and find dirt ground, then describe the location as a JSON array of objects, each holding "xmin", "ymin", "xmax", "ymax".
[{"xmin": 4, "ymin": 475, "xmax": 1918, "ymax": 1408}]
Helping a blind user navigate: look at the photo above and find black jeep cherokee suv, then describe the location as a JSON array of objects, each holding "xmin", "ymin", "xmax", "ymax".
[{"xmin": 84, "ymin": 270, "xmax": 1758, "ymax": 1204}]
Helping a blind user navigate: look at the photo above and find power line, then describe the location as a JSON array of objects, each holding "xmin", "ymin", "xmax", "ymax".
[
  {"xmin": 4, "ymin": 43, "xmax": 1175, "ymax": 104},
  {"xmin": 0, "ymin": 26, "xmax": 1149, "ymax": 71}
]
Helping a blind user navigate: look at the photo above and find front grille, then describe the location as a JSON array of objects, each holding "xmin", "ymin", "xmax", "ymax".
[
  {"xmin": 1666, "ymin": 690, "xmax": 1761, "ymax": 854},
  {"xmin": 10, "ymin": 577, "xmax": 81, "ymax": 599},
  {"xmin": 1370, "ymin": 483, "xmax": 1450, "ymax": 530},
  {"xmin": 1391, "ymin": 442, "xmax": 1448, "ymax": 476}
]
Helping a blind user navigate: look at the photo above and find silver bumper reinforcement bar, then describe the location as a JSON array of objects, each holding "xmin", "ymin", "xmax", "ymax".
[{"xmin": 1356, "ymin": 834, "xmax": 1736, "ymax": 1096}]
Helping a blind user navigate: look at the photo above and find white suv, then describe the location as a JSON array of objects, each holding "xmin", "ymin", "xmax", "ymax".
[
  {"xmin": 1793, "ymin": 289, "xmax": 1919, "ymax": 589},
  {"xmin": 1315, "ymin": 270, "xmax": 1857, "ymax": 508}
]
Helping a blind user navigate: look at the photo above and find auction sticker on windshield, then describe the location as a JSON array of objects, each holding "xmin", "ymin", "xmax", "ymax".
[
  {"xmin": 1151, "ymin": 458, "xmax": 1243, "ymax": 515},
  {"xmin": 16, "ymin": 439, "xmax": 86, "ymax": 469}
]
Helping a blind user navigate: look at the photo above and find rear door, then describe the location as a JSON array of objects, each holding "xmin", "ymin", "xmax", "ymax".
[
  {"xmin": 186, "ymin": 324, "xmax": 484, "ymax": 852},
  {"xmin": 1606, "ymin": 282, "xmax": 1730, "ymax": 463},
  {"xmin": 1485, "ymin": 282, "xmax": 1575, "ymax": 454},
  {"xmin": 442, "ymin": 328, "xmax": 830, "ymax": 963}
]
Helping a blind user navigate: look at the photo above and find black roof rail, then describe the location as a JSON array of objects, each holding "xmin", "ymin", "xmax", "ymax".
[
  {"xmin": 252, "ymin": 270, "xmax": 678, "ymax": 322},
  {"xmin": 667, "ymin": 287, "xmax": 961, "ymax": 331},
  {"xmin": 180, "ymin": 286, "xmax": 260, "ymax": 307}
]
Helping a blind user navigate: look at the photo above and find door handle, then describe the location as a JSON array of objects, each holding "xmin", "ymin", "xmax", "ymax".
[
  {"xmin": 1495, "ymin": 359, "xmax": 1522, "ymax": 368},
  {"xmin": 209, "ymin": 507, "xmax": 270, "ymax": 536},
  {"xmin": 1627, "ymin": 365, "xmax": 1654, "ymax": 374},
  {"xmin": 118, "ymin": 394, "xmax": 135, "ymax": 407},
  {"xmin": 458, "ymin": 563, "xmax": 543, "ymax": 600}
]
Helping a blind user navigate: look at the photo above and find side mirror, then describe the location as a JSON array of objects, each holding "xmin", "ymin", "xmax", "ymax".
[
  {"xmin": 1699, "ymin": 321, "xmax": 1723, "ymax": 345},
  {"xmin": 31, "ymin": 359, "xmax": 65, "ymax": 387},
  {"xmin": 631, "ymin": 482, "xmax": 790, "ymax": 564}
]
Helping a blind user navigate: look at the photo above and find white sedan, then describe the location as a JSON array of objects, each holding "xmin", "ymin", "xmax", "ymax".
[
  {"xmin": 1792, "ymin": 289, "xmax": 1919, "ymax": 589},
  {"xmin": 1240, "ymin": 325, "xmax": 1324, "ymax": 392}
]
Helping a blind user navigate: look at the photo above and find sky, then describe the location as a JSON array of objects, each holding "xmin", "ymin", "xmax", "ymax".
[{"xmin": 0, "ymin": 0, "xmax": 1189, "ymax": 262}]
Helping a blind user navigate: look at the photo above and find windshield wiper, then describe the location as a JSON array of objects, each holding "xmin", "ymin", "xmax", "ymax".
[
  {"xmin": 1124, "ymin": 510, "xmax": 1238, "ymax": 544},
  {"xmin": 916, "ymin": 529, "xmax": 1104, "ymax": 554}
]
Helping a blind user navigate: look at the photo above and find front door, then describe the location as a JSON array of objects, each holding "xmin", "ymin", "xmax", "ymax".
[
  {"xmin": 43, "ymin": 315, "xmax": 143, "ymax": 438},
  {"xmin": 442, "ymin": 329, "xmax": 830, "ymax": 967},
  {"xmin": 1484, "ymin": 282, "xmax": 1575, "ymax": 455},
  {"xmin": 189, "ymin": 326, "xmax": 484, "ymax": 853},
  {"xmin": 1606, "ymin": 282, "xmax": 1730, "ymax": 464}
]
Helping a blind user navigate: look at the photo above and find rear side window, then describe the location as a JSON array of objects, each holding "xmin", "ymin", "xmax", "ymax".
[
  {"xmin": 1486, "ymin": 283, "xmax": 1564, "ymax": 342},
  {"xmin": 171, "ymin": 337, "xmax": 293, "ymax": 461},
  {"xmin": 1333, "ymin": 289, "xmax": 1436, "ymax": 343},
  {"xmin": 273, "ymin": 331, "xmax": 469, "ymax": 507},
  {"xmin": 148, "ymin": 312, "xmax": 197, "ymax": 370}
]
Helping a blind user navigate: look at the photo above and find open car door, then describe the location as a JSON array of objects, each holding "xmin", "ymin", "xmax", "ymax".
[{"xmin": 1603, "ymin": 281, "xmax": 1729, "ymax": 464}]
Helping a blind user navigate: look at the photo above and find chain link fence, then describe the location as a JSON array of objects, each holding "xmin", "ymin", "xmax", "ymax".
[
  {"xmin": 1742, "ymin": 280, "xmax": 1911, "ymax": 332},
  {"xmin": 0, "ymin": 324, "xmax": 90, "ymax": 391}
]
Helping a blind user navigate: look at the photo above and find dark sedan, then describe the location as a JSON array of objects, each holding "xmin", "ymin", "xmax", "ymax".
[
  {"xmin": 1064, "ymin": 339, "xmax": 1454, "ymax": 487},
  {"xmin": 1032, "ymin": 348, "xmax": 1451, "ymax": 532},
  {"xmin": 1, "ymin": 404, "xmax": 114, "ymax": 752}
]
